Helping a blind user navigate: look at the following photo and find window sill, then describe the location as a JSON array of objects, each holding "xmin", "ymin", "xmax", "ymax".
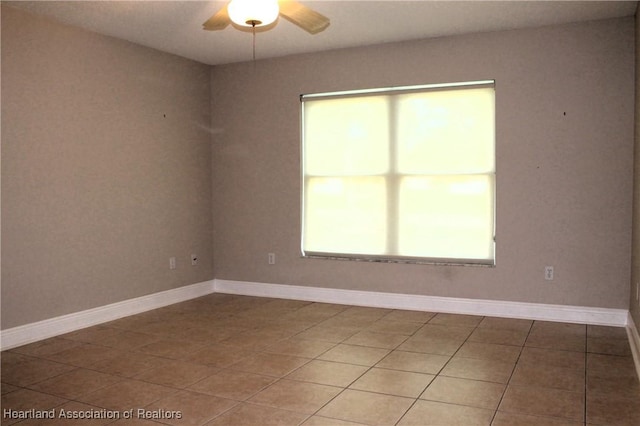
[{"xmin": 301, "ymin": 252, "xmax": 495, "ymax": 267}]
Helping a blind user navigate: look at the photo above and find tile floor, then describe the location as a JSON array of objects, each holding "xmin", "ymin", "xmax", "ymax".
[{"xmin": 2, "ymin": 294, "xmax": 640, "ymax": 425}]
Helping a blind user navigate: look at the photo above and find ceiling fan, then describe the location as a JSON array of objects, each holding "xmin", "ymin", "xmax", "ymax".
[{"xmin": 203, "ymin": 0, "xmax": 330, "ymax": 35}]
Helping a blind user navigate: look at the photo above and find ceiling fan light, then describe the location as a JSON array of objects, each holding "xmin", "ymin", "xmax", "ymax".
[{"xmin": 228, "ymin": 0, "xmax": 280, "ymax": 27}]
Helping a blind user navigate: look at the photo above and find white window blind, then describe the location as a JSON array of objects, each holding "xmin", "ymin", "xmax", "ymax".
[{"xmin": 301, "ymin": 81, "xmax": 495, "ymax": 265}]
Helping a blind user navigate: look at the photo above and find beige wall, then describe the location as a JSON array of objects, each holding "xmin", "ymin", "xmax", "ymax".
[
  {"xmin": 1, "ymin": 5, "xmax": 214, "ymax": 329},
  {"xmin": 1, "ymin": 6, "xmax": 636, "ymax": 331},
  {"xmin": 211, "ymin": 17, "xmax": 635, "ymax": 309},
  {"xmin": 631, "ymin": 8, "xmax": 640, "ymax": 331}
]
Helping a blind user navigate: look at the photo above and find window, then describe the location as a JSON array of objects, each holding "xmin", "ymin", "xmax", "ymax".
[{"xmin": 301, "ymin": 81, "xmax": 495, "ymax": 265}]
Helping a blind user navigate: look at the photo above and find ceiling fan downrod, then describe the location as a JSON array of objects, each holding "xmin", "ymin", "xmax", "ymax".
[{"xmin": 251, "ymin": 21, "xmax": 257, "ymax": 63}]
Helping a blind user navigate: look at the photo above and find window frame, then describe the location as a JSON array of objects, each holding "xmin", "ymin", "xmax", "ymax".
[{"xmin": 300, "ymin": 80, "xmax": 496, "ymax": 267}]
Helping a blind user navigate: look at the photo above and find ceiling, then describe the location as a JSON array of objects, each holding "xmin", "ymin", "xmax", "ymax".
[{"xmin": 7, "ymin": 1, "xmax": 638, "ymax": 66}]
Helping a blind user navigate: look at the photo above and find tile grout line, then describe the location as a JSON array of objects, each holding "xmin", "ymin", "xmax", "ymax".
[
  {"xmin": 191, "ymin": 301, "xmax": 344, "ymax": 423},
  {"xmin": 582, "ymin": 324, "xmax": 590, "ymax": 426},
  {"xmin": 201, "ymin": 300, "xmax": 373, "ymax": 424},
  {"xmin": 393, "ymin": 313, "xmax": 486, "ymax": 426},
  {"xmin": 487, "ymin": 319, "xmax": 534, "ymax": 425},
  {"xmin": 302, "ymin": 307, "xmax": 430, "ymax": 425}
]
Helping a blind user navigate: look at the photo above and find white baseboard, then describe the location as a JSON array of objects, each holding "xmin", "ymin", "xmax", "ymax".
[
  {"xmin": 214, "ymin": 279, "xmax": 629, "ymax": 327},
  {"xmin": 2, "ymin": 278, "xmax": 632, "ymax": 356},
  {"xmin": 627, "ymin": 312, "xmax": 640, "ymax": 382},
  {"xmin": 0, "ymin": 280, "xmax": 215, "ymax": 351}
]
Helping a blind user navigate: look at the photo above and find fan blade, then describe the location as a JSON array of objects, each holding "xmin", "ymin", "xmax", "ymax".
[
  {"xmin": 279, "ymin": 0, "xmax": 330, "ymax": 34},
  {"xmin": 203, "ymin": 4, "xmax": 231, "ymax": 31}
]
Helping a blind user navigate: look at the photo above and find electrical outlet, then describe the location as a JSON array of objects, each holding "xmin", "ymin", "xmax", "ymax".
[
  {"xmin": 544, "ymin": 266, "xmax": 554, "ymax": 281},
  {"xmin": 169, "ymin": 257, "xmax": 176, "ymax": 270},
  {"xmin": 191, "ymin": 254, "xmax": 198, "ymax": 266},
  {"xmin": 268, "ymin": 253, "xmax": 276, "ymax": 265}
]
